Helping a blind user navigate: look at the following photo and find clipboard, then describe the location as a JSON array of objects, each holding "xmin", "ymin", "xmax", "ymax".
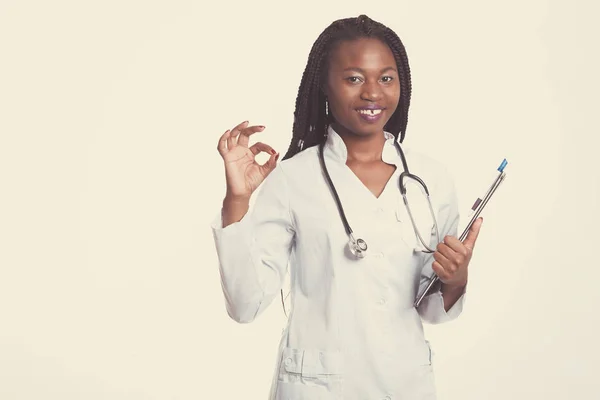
[{"xmin": 413, "ymin": 159, "xmax": 508, "ymax": 308}]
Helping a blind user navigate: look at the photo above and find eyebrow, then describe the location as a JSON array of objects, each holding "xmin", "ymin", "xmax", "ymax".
[{"xmin": 342, "ymin": 66, "xmax": 397, "ymax": 74}]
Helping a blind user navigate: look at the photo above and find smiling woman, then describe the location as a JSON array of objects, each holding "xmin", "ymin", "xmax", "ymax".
[{"xmin": 211, "ymin": 14, "xmax": 482, "ymax": 400}]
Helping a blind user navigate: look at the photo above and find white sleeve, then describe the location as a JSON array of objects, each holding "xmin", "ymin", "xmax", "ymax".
[
  {"xmin": 210, "ymin": 165, "xmax": 295, "ymax": 323},
  {"xmin": 416, "ymin": 170, "xmax": 467, "ymax": 324}
]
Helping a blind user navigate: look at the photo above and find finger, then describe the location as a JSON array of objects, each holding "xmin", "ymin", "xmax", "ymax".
[
  {"xmin": 229, "ymin": 120, "xmax": 249, "ymax": 149},
  {"xmin": 249, "ymin": 142, "xmax": 276, "ymax": 156},
  {"xmin": 437, "ymin": 242, "xmax": 458, "ymax": 265},
  {"xmin": 227, "ymin": 132, "xmax": 236, "ymax": 151},
  {"xmin": 238, "ymin": 125, "xmax": 266, "ymax": 148},
  {"xmin": 463, "ymin": 217, "xmax": 483, "ymax": 250},
  {"xmin": 443, "ymin": 235, "xmax": 470, "ymax": 259},
  {"xmin": 435, "ymin": 247, "xmax": 459, "ymax": 274},
  {"xmin": 259, "ymin": 151, "xmax": 280, "ymax": 176},
  {"xmin": 432, "ymin": 261, "xmax": 451, "ymax": 281},
  {"xmin": 217, "ymin": 129, "xmax": 231, "ymax": 155},
  {"xmin": 443, "ymin": 235, "xmax": 461, "ymax": 251},
  {"xmin": 433, "ymin": 250, "xmax": 452, "ymax": 272}
]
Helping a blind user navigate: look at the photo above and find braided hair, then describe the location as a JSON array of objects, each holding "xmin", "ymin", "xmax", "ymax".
[{"xmin": 281, "ymin": 14, "xmax": 412, "ymax": 161}]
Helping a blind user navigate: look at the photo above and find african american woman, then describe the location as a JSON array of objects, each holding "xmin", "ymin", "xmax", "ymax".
[{"xmin": 211, "ymin": 14, "xmax": 483, "ymax": 400}]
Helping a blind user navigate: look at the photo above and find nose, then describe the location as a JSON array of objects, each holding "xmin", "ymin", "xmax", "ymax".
[{"xmin": 360, "ymin": 81, "xmax": 383, "ymax": 102}]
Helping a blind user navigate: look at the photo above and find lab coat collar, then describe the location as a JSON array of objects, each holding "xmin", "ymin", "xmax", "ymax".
[{"xmin": 325, "ymin": 125, "xmax": 403, "ymax": 166}]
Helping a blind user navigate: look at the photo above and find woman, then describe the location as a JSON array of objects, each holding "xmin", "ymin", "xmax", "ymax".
[{"xmin": 211, "ymin": 14, "xmax": 483, "ymax": 400}]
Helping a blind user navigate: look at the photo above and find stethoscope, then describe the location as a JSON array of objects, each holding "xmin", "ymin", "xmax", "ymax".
[{"xmin": 318, "ymin": 135, "xmax": 441, "ymax": 258}]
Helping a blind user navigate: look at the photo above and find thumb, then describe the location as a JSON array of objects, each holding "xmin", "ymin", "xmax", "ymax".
[{"xmin": 463, "ymin": 217, "xmax": 483, "ymax": 250}]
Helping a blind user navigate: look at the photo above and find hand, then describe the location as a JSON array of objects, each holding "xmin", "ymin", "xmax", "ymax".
[
  {"xmin": 432, "ymin": 217, "xmax": 483, "ymax": 289},
  {"xmin": 217, "ymin": 120, "xmax": 279, "ymax": 200}
]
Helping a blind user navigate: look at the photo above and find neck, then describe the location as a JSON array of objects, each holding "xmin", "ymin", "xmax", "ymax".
[{"xmin": 332, "ymin": 123, "xmax": 386, "ymax": 163}]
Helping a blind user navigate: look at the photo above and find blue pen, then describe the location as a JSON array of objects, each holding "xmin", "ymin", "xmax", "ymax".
[
  {"xmin": 498, "ymin": 158, "xmax": 508, "ymax": 172},
  {"xmin": 467, "ymin": 158, "xmax": 508, "ymax": 219}
]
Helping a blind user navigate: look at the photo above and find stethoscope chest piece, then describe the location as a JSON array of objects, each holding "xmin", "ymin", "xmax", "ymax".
[{"xmin": 349, "ymin": 235, "xmax": 368, "ymax": 258}]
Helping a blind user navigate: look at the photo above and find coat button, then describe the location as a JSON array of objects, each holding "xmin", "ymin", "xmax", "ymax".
[{"xmin": 285, "ymin": 358, "xmax": 292, "ymax": 366}]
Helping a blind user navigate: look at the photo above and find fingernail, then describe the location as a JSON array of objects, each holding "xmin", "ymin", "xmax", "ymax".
[{"xmin": 259, "ymin": 125, "xmax": 265, "ymax": 129}]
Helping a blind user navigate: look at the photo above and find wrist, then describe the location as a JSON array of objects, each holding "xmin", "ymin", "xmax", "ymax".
[
  {"xmin": 441, "ymin": 281, "xmax": 467, "ymax": 293},
  {"xmin": 223, "ymin": 193, "xmax": 251, "ymax": 206},
  {"xmin": 222, "ymin": 193, "xmax": 251, "ymax": 227}
]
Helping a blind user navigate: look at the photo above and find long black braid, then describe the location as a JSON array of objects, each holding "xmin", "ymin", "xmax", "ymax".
[{"xmin": 281, "ymin": 14, "xmax": 412, "ymax": 161}]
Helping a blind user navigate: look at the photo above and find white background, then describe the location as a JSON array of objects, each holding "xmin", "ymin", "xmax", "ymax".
[{"xmin": 1, "ymin": 0, "xmax": 598, "ymax": 399}]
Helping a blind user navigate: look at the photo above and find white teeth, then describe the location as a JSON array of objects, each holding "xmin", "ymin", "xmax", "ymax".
[{"xmin": 358, "ymin": 109, "xmax": 382, "ymax": 115}]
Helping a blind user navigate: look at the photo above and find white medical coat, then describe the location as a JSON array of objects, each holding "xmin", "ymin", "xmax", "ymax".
[{"xmin": 211, "ymin": 126, "xmax": 466, "ymax": 400}]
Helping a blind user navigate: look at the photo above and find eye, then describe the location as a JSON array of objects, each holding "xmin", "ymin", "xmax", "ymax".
[
  {"xmin": 346, "ymin": 76, "xmax": 363, "ymax": 84},
  {"xmin": 380, "ymin": 76, "xmax": 395, "ymax": 83}
]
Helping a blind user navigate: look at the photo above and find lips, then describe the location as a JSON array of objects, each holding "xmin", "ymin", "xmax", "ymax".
[{"xmin": 356, "ymin": 106, "xmax": 385, "ymax": 123}]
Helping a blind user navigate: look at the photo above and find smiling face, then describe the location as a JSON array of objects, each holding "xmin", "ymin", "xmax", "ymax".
[{"xmin": 323, "ymin": 37, "xmax": 401, "ymax": 139}]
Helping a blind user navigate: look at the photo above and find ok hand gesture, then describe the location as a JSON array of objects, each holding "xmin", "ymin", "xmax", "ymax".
[{"xmin": 217, "ymin": 121, "xmax": 279, "ymax": 200}]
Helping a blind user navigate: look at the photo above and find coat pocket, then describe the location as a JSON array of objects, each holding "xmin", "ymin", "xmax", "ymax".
[
  {"xmin": 406, "ymin": 341, "xmax": 438, "ymax": 399},
  {"xmin": 275, "ymin": 347, "xmax": 343, "ymax": 400}
]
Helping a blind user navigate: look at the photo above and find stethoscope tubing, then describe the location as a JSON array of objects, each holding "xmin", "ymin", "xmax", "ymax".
[{"xmin": 318, "ymin": 136, "xmax": 440, "ymax": 258}]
